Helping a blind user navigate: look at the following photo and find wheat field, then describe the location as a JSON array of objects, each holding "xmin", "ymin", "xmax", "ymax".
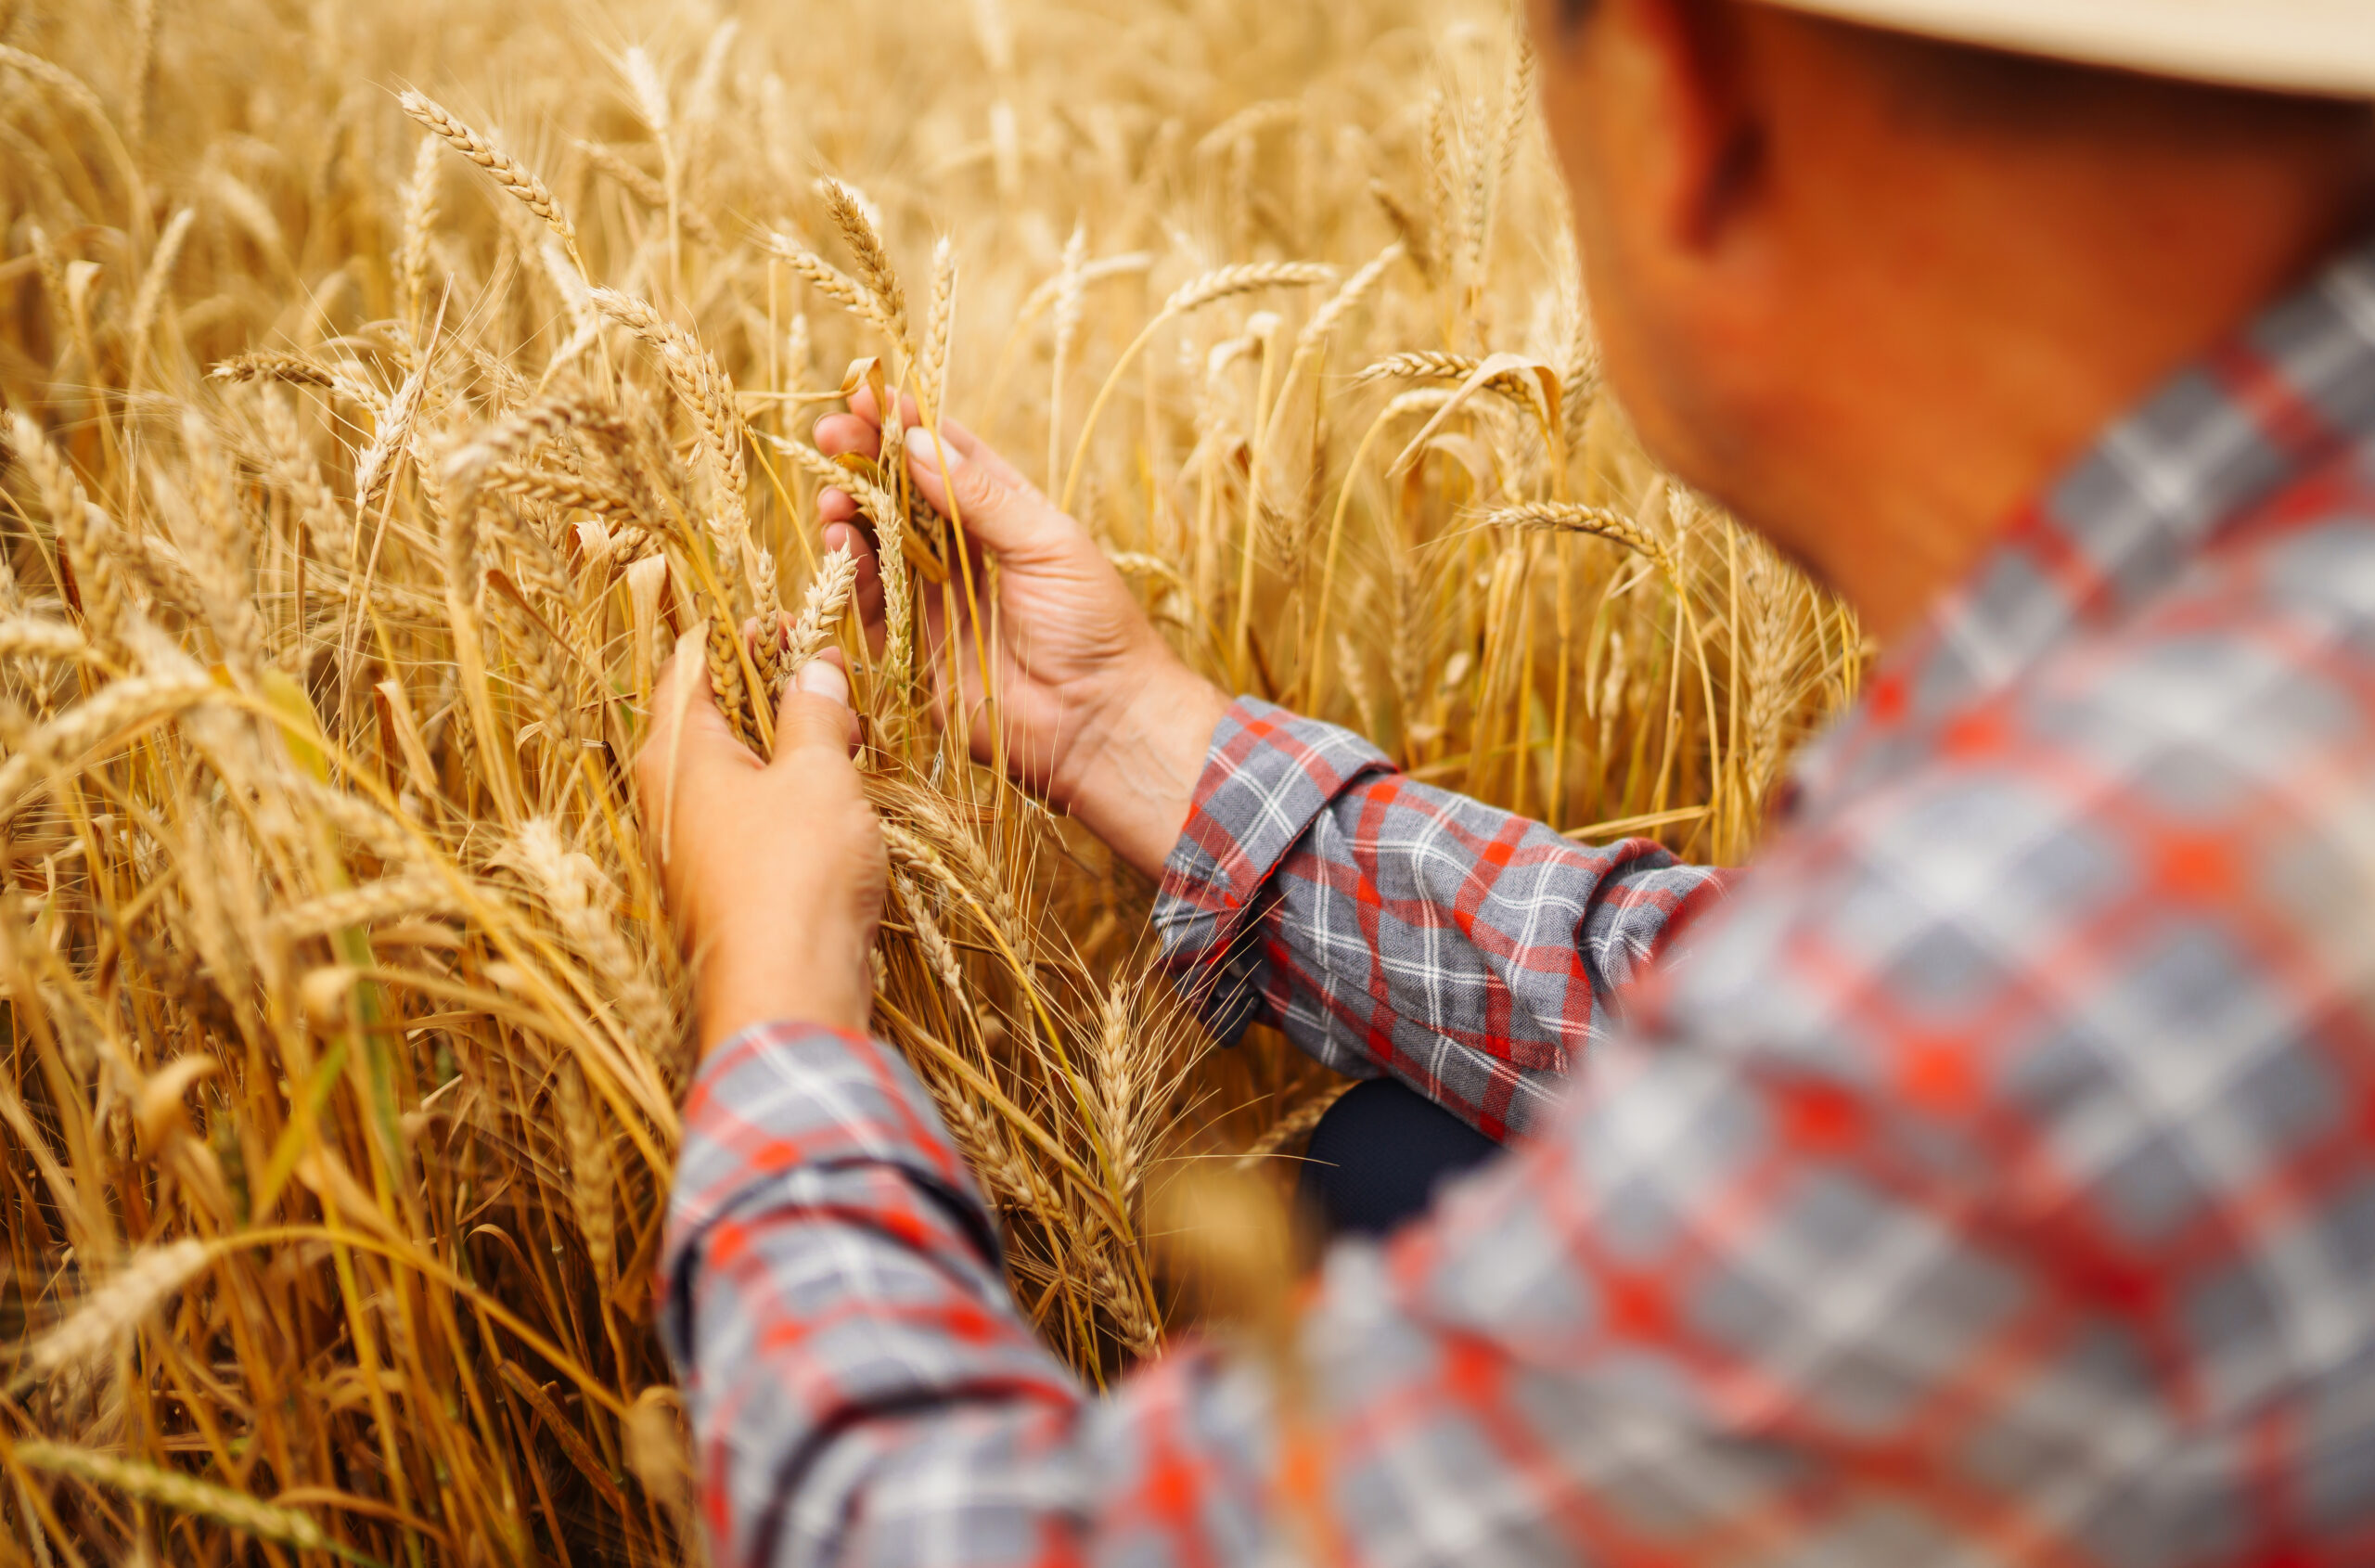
[{"xmin": 0, "ymin": 0, "xmax": 1862, "ymax": 1561}]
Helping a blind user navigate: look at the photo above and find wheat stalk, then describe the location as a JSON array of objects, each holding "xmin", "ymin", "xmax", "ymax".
[
  {"xmin": 124, "ymin": 206, "xmax": 195, "ymax": 385},
  {"xmin": 1060, "ymin": 262, "xmax": 1338, "ymax": 512}
]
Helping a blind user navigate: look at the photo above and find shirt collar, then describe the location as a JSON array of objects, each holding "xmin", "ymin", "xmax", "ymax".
[{"xmin": 1788, "ymin": 234, "xmax": 2375, "ymax": 816}]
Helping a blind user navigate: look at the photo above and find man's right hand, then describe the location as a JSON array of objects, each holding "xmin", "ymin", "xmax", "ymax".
[{"xmin": 814, "ymin": 391, "xmax": 1230, "ymax": 880}]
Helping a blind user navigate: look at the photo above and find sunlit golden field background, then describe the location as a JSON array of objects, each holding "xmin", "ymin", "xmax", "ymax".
[{"xmin": 0, "ymin": 0, "xmax": 1860, "ymax": 1560}]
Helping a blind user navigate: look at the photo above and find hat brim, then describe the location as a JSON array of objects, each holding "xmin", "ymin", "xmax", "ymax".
[{"xmin": 1771, "ymin": 0, "xmax": 2375, "ymax": 98}]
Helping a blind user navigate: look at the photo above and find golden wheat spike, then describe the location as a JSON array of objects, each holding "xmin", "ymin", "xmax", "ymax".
[
  {"xmin": 0, "ymin": 9, "xmax": 1847, "ymax": 1562},
  {"xmin": 401, "ymin": 89, "xmax": 584, "ymax": 275}
]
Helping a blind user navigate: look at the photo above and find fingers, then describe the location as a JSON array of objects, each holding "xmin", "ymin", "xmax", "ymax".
[
  {"xmin": 645, "ymin": 632, "xmax": 731, "ymax": 762},
  {"xmin": 926, "ymin": 411, "xmax": 1031, "ymax": 490},
  {"xmin": 797, "ymin": 651, "xmax": 851, "ymax": 707},
  {"xmin": 774, "ymin": 651, "xmax": 862, "ymax": 759},
  {"xmin": 826, "ymin": 390, "xmax": 1050, "ymax": 559},
  {"xmin": 843, "ymin": 385, "xmax": 920, "ymax": 432},
  {"xmin": 904, "ymin": 427, "xmax": 1071, "ymax": 557},
  {"xmin": 640, "ymin": 631, "xmax": 739, "ymax": 867},
  {"xmin": 814, "ymin": 411, "xmax": 882, "ymax": 462},
  {"xmin": 834, "ymin": 391, "xmax": 1030, "ymax": 489}
]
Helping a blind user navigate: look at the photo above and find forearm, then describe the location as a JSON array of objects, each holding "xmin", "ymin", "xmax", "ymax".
[
  {"xmin": 663, "ymin": 1022, "xmax": 1278, "ymax": 1567},
  {"xmin": 664, "ymin": 1024, "xmax": 1072, "ymax": 1565},
  {"xmin": 1152, "ymin": 700, "xmax": 1730, "ymax": 1139}
]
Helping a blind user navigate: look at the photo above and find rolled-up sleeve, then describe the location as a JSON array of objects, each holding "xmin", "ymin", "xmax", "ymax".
[
  {"xmin": 1151, "ymin": 698, "xmax": 1730, "ymax": 1139},
  {"xmin": 661, "ymin": 1022, "xmax": 1287, "ymax": 1568}
]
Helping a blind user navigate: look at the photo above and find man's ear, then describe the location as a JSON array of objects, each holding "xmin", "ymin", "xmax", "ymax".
[{"xmin": 1599, "ymin": 0, "xmax": 1767, "ymax": 252}]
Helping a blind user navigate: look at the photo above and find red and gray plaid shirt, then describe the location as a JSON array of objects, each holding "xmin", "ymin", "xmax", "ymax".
[{"xmin": 663, "ymin": 239, "xmax": 2375, "ymax": 1565}]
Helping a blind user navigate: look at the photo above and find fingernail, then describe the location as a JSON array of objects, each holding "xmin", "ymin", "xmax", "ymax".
[
  {"xmin": 907, "ymin": 429, "xmax": 962, "ymax": 473},
  {"xmin": 795, "ymin": 657, "xmax": 851, "ymax": 707}
]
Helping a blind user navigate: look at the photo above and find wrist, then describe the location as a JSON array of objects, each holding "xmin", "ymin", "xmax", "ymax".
[
  {"xmin": 1052, "ymin": 657, "xmax": 1230, "ymax": 880},
  {"xmin": 695, "ymin": 924, "xmax": 872, "ymax": 1056}
]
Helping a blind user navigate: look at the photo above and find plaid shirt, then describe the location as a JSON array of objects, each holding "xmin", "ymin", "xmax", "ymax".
[{"xmin": 664, "ymin": 237, "xmax": 2375, "ymax": 1566}]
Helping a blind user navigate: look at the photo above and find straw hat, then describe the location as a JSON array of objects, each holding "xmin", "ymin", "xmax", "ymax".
[{"xmin": 1772, "ymin": 1, "xmax": 2375, "ymax": 97}]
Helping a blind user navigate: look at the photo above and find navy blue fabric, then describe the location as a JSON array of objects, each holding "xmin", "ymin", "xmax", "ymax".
[{"xmin": 1297, "ymin": 1078, "xmax": 1504, "ymax": 1239}]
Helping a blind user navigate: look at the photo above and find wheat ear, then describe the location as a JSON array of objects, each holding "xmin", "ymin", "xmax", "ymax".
[
  {"xmin": 0, "ymin": 618, "xmax": 89, "ymax": 662},
  {"xmin": 919, "ymin": 236, "xmax": 958, "ymax": 424},
  {"xmin": 557, "ymin": 1059, "xmax": 616, "ymax": 1274},
  {"xmin": 266, "ymin": 875, "xmax": 465, "ymax": 944},
  {"xmin": 1471, "ymin": 501, "xmax": 1680, "ymax": 583},
  {"xmin": 576, "ymin": 136, "xmax": 722, "ymax": 249},
  {"xmin": 15, "ymin": 1240, "xmax": 212, "ymax": 1384},
  {"xmin": 1295, "ymin": 241, "xmax": 1405, "ymax": 355},
  {"xmin": 9, "ymin": 1442, "xmax": 340, "ymax": 1558},
  {"xmin": 784, "ymin": 544, "xmax": 859, "ymax": 680},
  {"xmin": 400, "ymin": 90, "xmax": 584, "ymax": 276},
  {"xmin": 175, "ymin": 411, "xmax": 266, "ymax": 685},
  {"xmin": 585, "ymin": 289, "xmax": 769, "ymax": 609},
  {"xmin": 1232, "ymin": 1082, "xmax": 1354, "ymax": 1171},
  {"xmin": 8, "ymin": 414, "xmax": 128, "ymax": 660},
  {"xmin": 124, "ymin": 206, "xmax": 195, "ymax": 386},
  {"xmin": 209, "ymin": 351, "xmax": 377, "ymax": 407},
  {"xmin": 399, "ymin": 133, "xmax": 443, "ymax": 327},
  {"xmin": 818, "ymin": 176, "xmax": 910, "ymax": 354},
  {"xmin": 765, "ymin": 235, "xmax": 906, "ymax": 347}
]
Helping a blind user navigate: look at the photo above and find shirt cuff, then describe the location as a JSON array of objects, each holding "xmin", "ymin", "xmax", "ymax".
[{"xmin": 1150, "ymin": 697, "xmax": 1394, "ymax": 1042}]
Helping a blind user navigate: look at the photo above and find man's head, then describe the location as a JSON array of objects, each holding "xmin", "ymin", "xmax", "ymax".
[{"xmin": 1525, "ymin": 0, "xmax": 2375, "ymax": 642}]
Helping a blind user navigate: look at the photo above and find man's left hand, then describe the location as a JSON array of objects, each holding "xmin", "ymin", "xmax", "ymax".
[{"xmin": 635, "ymin": 634, "xmax": 886, "ymax": 1055}]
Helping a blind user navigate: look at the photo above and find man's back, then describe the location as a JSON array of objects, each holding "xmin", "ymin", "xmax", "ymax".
[{"xmin": 1131, "ymin": 238, "xmax": 2375, "ymax": 1562}]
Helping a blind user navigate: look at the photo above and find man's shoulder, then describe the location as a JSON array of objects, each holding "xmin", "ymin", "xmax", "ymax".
[
  {"xmin": 2014, "ymin": 456, "xmax": 2375, "ymax": 763},
  {"xmin": 2199, "ymin": 446, "xmax": 2375, "ymax": 627},
  {"xmin": 1664, "ymin": 476, "xmax": 2375, "ymax": 1049}
]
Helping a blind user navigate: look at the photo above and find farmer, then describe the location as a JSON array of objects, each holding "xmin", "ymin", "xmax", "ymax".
[{"xmin": 641, "ymin": 0, "xmax": 2375, "ymax": 1562}]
